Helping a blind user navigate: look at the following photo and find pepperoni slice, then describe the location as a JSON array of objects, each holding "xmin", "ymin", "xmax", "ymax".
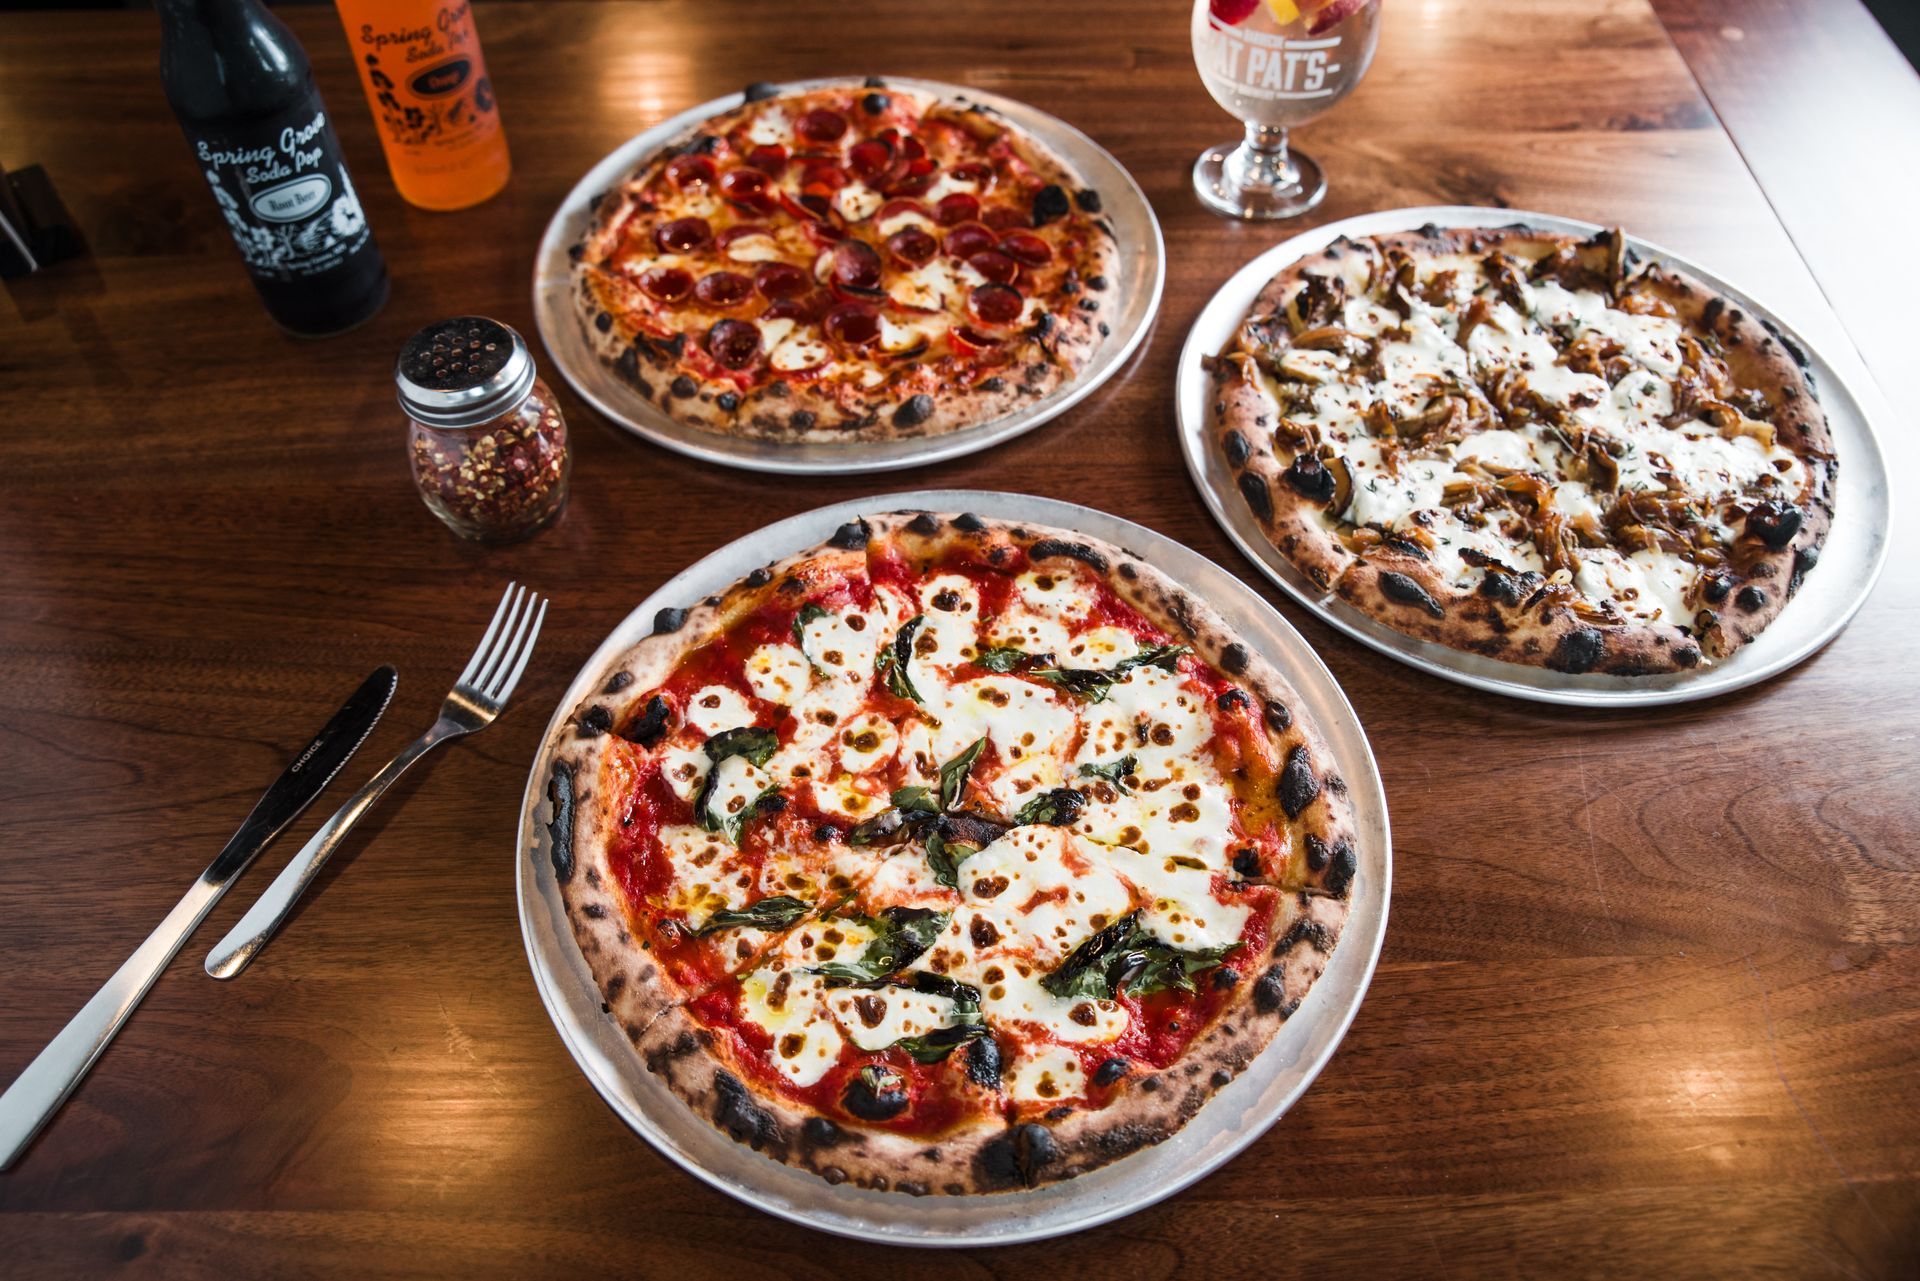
[
  {"xmin": 798, "ymin": 192, "xmax": 832, "ymax": 219},
  {"xmin": 934, "ymin": 193, "xmax": 981, "ymax": 226},
  {"xmin": 639, "ymin": 266, "xmax": 693, "ymax": 303},
  {"xmin": 949, "ymin": 161, "xmax": 996, "ymax": 190},
  {"xmin": 706, "ymin": 319, "xmax": 761, "ymax": 370},
  {"xmin": 754, "ymin": 262, "xmax": 810, "ymax": 299},
  {"xmin": 764, "ymin": 293, "xmax": 826, "ymax": 324},
  {"xmin": 848, "ymin": 138, "xmax": 896, "ymax": 183},
  {"xmin": 746, "ymin": 144, "xmax": 788, "ymax": 177},
  {"xmin": 830, "ymin": 239, "xmax": 884, "ymax": 294},
  {"xmin": 886, "ymin": 226, "xmax": 938, "ymax": 266},
  {"xmin": 693, "ymin": 270, "xmax": 753, "ymax": 307},
  {"xmin": 877, "ymin": 198, "xmax": 929, "ymax": 224},
  {"xmin": 943, "ymin": 222, "xmax": 997, "ymax": 259},
  {"xmin": 716, "ymin": 223, "xmax": 773, "ymax": 249},
  {"xmin": 879, "ymin": 129, "xmax": 927, "ymax": 163},
  {"xmin": 953, "ymin": 325, "xmax": 1006, "ymax": 353},
  {"xmin": 999, "ymin": 232, "xmax": 1054, "ymax": 266},
  {"xmin": 967, "ymin": 283, "xmax": 1024, "ymax": 326},
  {"xmin": 653, "ymin": 217, "xmax": 711, "ymax": 253},
  {"xmin": 982, "ymin": 205, "xmax": 1028, "ymax": 232},
  {"xmin": 665, "ymin": 154, "xmax": 716, "ymax": 189},
  {"xmin": 718, "ymin": 167, "xmax": 775, "ymax": 214},
  {"xmin": 967, "ymin": 250, "xmax": 1020, "ymax": 286},
  {"xmin": 823, "ymin": 302, "xmax": 881, "ymax": 348},
  {"xmin": 800, "ymin": 161, "xmax": 851, "ymax": 193},
  {"xmin": 795, "ymin": 108, "xmax": 849, "ymax": 144},
  {"xmin": 882, "ymin": 158, "xmax": 937, "ymax": 197}
]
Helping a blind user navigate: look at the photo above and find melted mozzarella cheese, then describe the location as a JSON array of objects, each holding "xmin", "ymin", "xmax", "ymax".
[
  {"xmin": 659, "ymin": 824, "xmax": 748, "ymax": 924},
  {"xmin": 889, "ymin": 261, "xmax": 964, "ymax": 312},
  {"xmin": 824, "ymin": 986, "xmax": 959, "ymax": 1052},
  {"xmin": 769, "ymin": 332, "xmax": 830, "ymax": 373},
  {"xmin": 744, "ymin": 106, "xmax": 792, "ymax": 147},
  {"xmin": 1576, "ymin": 546, "xmax": 1698, "ymax": 625},
  {"xmin": 744, "ymin": 643, "xmax": 810, "ymax": 706},
  {"xmin": 953, "ymin": 827, "xmax": 1134, "ymax": 963},
  {"xmin": 921, "ymin": 675, "xmax": 1078, "ymax": 790},
  {"xmin": 1086, "ymin": 842, "xmax": 1249, "ymax": 951},
  {"xmin": 876, "ymin": 207, "xmax": 936, "ymax": 237},
  {"xmin": 833, "ymin": 710, "xmax": 899, "ymax": 774},
  {"xmin": 685, "ymin": 685, "xmax": 754, "ymax": 735},
  {"xmin": 659, "ymin": 743, "xmax": 711, "ymax": 802},
  {"xmin": 982, "ymin": 605, "xmax": 1071, "ymax": 659},
  {"xmin": 1007, "ymin": 1043, "xmax": 1086, "ymax": 1104},
  {"xmin": 832, "ymin": 183, "xmax": 883, "ymax": 223},
  {"xmin": 725, "ymin": 234, "xmax": 782, "ymax": 263},
  {"xmin": 703, "ymin": 754, "xmax": 772, "ymax": 838},
  {"xmin": 738, "ymin": 969, "xmax": 843, "ymax": 1087},
  {"xmin": 1014, "ymin": 567, "xmax": 1101, "ymax": 620}
]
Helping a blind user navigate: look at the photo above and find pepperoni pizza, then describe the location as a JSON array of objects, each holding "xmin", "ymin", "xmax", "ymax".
[{"xmin": 571, "ymin": 80, "xmax": 1119, "ymax": 442}]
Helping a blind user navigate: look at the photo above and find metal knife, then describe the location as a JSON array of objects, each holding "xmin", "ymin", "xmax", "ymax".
[{"xmin": 0, "ymin": 665, "xmax": 397, "ymax": 1171}]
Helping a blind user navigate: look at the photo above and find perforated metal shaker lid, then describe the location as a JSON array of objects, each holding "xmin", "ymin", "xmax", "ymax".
[{"xmin": 395, "ymin": 316, "xmax": 537, "ymax": 429}]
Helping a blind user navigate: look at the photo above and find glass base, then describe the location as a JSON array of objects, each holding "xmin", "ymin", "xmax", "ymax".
[{"xmin": 1192, "ymin": 143, "xmax": 1326, "ymax": 220}]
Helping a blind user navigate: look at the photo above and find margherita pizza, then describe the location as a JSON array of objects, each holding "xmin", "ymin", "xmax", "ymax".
[
  {"xmin": 545, "ymin": 512, "xmax": 1358, "ymax": 1194},
  {"xmin": 571, "ymin": 79, "xmax": 1118, "ymax": 442},
  {"xmin": 1209, "ymin": 224, "xmax": 1835, "ymax": 675}
]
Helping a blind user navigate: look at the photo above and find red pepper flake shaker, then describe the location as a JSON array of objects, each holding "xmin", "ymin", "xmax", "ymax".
[{"xmin": 397, "ymin": 316, "xmax": 570, "ymax": 542}]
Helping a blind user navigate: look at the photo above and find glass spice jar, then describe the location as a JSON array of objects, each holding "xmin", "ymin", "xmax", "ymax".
[{"xmin": 397, "ymin": 316, "xmax": 569, "ymax": 542}]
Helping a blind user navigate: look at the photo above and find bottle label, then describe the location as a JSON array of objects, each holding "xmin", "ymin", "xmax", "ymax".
[
  {"xmin": 356, "ymin": 1, "xmax": 498, "ymax": 152},
  {"xmin": 194, "ymin": 108, "xmax": 372, "ymax": 282}
]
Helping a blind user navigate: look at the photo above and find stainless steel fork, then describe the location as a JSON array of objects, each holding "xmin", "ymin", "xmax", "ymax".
[{"xmin": 204, "ymin": 583, "xmax": 548, "ymax": 979}]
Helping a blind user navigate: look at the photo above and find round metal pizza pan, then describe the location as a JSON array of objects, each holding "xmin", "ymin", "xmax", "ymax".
[
  {"xmin": 532, "ymin": 79, "xmax": 1165, "ymax": 475},
  {"xmin": 1175, "ymin": 205, "xmax": 1893, "ymax": 707},
  {"xmin": 515, "ymin": 490, "xmax": 1390, "ymax": 1245}
]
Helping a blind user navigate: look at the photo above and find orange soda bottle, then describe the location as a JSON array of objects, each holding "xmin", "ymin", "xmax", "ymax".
[{"xmin": 335, "ymin": 0, "xmax": 510, "ymax": 210}]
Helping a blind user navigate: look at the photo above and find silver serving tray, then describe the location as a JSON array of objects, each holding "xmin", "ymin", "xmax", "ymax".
[
  {"xmin": 532, "ymin": 79, "xmax": 1165, "ymax": 475},
  {"xmin": 515, "ymin": 490, "xmax": 1390, "ymax": 1245},
  {"xmin": 1176, "ymin": 205, "xmax": 1892, "ymax": 707}
]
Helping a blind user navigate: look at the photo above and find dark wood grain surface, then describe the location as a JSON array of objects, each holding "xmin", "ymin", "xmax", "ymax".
[{"xmin": 2, "ymin": 1, "xmax": 1916, "ymax": 1276}]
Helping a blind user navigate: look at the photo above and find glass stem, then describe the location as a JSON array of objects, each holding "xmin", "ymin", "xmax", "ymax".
[{"xmin": 1234, "ymin": 121, "xmax": 1298, "ymax": 194}]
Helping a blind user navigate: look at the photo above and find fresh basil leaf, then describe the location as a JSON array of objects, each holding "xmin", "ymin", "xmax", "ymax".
[
  {"xmin": 1039, "ymin": 911, "xmax": 1240, "ymax": 998},
  {"xmin": 892, "ymin": 1021, "xmax": 989, "ymax": 1064},
  {"xmin": 810, "ymin": 908, "xmax": 950, "ymax": 985},
  {"xmin": 1012, "ymin": 787, "xmax": 1088, "ymax": 828},
  {"xmin": 875, "ymin": 615, "xmax": 925, "ymax": 703},
  {"xmin": 904, "ymin": 971, "xmax": 982, "ymax": 1008},
  {"xmin": 938, "ymin": 738, "xmax": 987, "ymax": 811},
  {"xmin": 890, "ymin": 785, "xmax": 939, "ymax": 816},
  {"xmin": 1034, "ymin": 645, "xmax": 1193, "ymax": 703},
  {"xmin": 1079, "ymin": 754, "xmax": 1137, "ymax": 792},
  {"xmin": 974, "ymin": 645, "xmax": 1036, "ymax": 673},
  {"xmin": 1031, "ymin": 665, "xmax": 1118, "ymax": 702},
  {"xmin": 924, "ymin": 829, "xmax": 979, "ymax": 891},
  {"xmin": 694, "ymin": 754, "xmax": 776, "ymax": 844},
  {"xmin": 703, "ymin": 725, "xmax": 777, "ymax": 767},
  {"xmin": 694, "ymin": 894, "xmax": 810, "ymax": 936},
  {"xmin": 792, "ymin": 602, "xmax": 830, "ymax": 649}
]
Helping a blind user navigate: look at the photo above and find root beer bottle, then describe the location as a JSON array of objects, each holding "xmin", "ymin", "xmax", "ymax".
[
  {"xmin": 159, "ymin": 0, "xmax": 389, "ymax": 337},
  {"xmin": 335, "ymin": 0, "xmax": 512, "ymax": 211}
]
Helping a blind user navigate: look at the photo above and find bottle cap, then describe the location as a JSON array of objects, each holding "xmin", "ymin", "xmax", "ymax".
[{"xmin": 395, "ymin": 316, "xmax": 536, "ymax": 429}]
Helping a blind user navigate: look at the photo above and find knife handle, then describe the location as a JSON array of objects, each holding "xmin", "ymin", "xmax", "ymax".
[
  {"xmin": 0, "ymin": 871, "xmax": 224, "ymax": 1170},
  {"xmin": 204, "ymin": 723, "xmax": 453, "ymax": 981}
]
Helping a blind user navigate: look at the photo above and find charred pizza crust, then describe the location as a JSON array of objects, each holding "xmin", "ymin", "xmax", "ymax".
[
  {"xmin": 1212, "ymin": 223, "xmax": 1835, "ymax": 677},
  {"xmin": 570, "ymin": 80, "xmax": 1118, "ymax": 444},
  {"xmin": 543, "ymin": 511, "xmax": 1361, "ymax": 1193}
]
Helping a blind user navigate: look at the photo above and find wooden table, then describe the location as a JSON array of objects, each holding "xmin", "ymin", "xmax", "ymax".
[{"xmin": 2, "ymin": 1, "xmax": 1915, "ymax": 1275}]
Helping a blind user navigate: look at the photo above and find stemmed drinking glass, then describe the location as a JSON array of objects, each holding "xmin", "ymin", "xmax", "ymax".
[{"xmin": 1190, "ymin": 0, "xmax": 1382, "ymax": 219}]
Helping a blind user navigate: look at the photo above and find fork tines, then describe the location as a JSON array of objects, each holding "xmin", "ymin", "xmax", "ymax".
[{"xmin": 459, "ymin": 583, "xmax": 548, "ymax": 710}]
